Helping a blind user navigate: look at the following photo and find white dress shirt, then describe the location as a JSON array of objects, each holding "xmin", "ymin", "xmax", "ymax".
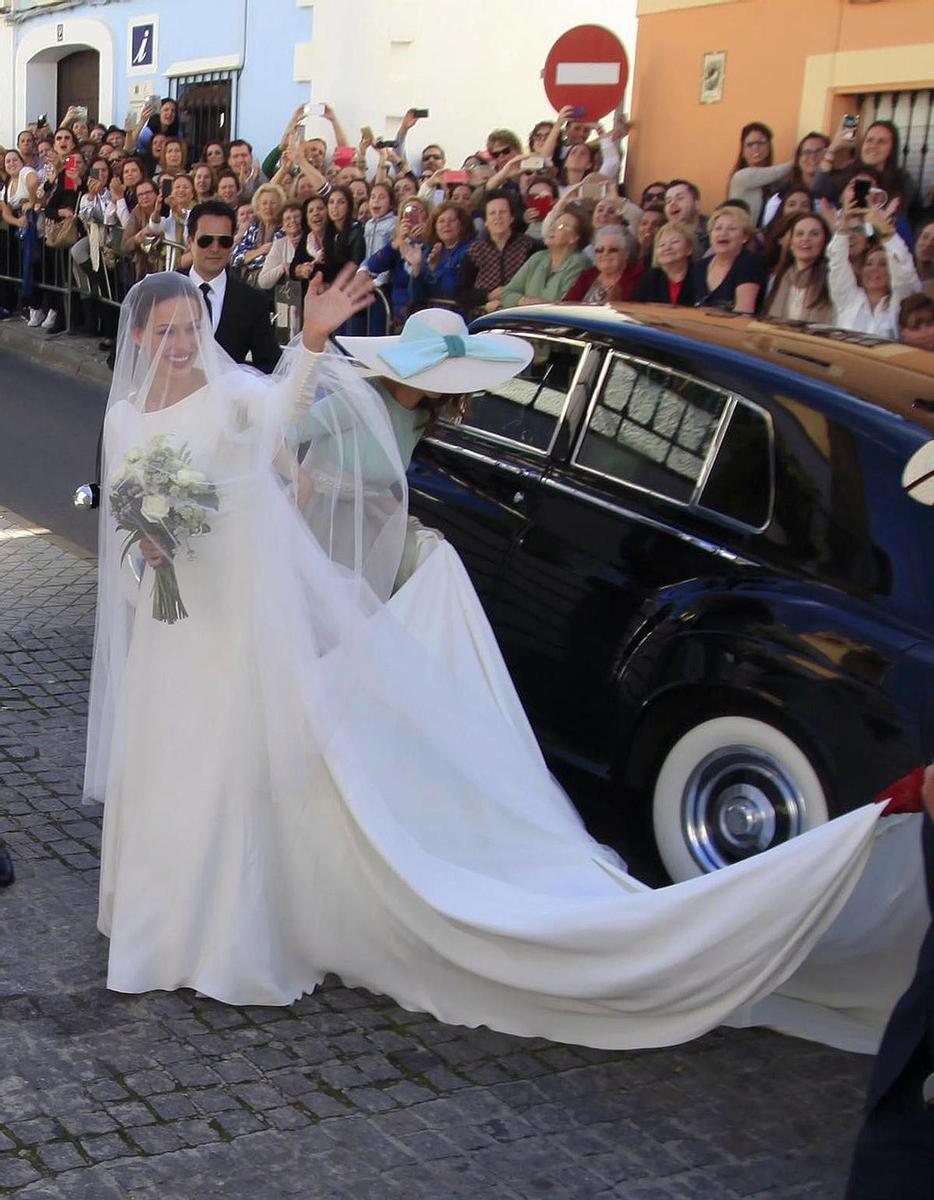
[{"xmin": 189, "ymin": 267, "xmax": 228, "ymax": 333}]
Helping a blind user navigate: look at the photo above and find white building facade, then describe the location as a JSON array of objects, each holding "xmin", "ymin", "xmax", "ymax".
[{"xmin": 0, "ymin": 0, "xmax": 636, "ymax": 169}]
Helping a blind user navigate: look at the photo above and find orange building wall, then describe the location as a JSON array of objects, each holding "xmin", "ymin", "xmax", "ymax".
[{"xmin": 627, "ymin": 0, "xmax": 934, "ymax": 209}]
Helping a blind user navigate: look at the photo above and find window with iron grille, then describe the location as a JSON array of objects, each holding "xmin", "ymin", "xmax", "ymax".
[
  {"xmin": 853, "ymin": 88, "xmax": 934, "ymax": 217},
  {"xmin": 169, "ymin": 71, "xmax": 240, "ymax": 158}
]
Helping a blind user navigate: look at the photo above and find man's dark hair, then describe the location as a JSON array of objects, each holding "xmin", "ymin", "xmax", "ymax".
[
  {"xmin": 228, "ymin": 138, "xmax": 253, "ymax": 155},
  {"xmin": 667, "ymin": 178, "xmax": 700, "ymax": 201},
  {"xmin": 899, "ymin": 292, "xmax": 934, "ymax": 329},
  {"xmin": 187, "ymin": 199, "xmax": 236, "ymax": 241}
]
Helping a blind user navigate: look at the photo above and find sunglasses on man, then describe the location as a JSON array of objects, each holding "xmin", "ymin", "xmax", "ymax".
[{"xmin": 195, "ymin": 234, "xmax": 234, "ymax": 248}]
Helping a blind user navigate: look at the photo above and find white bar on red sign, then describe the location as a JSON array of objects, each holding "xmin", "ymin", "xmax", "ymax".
[{"xmin": 555, "ymin": 62, "xmax": 621, "ymax": 86}]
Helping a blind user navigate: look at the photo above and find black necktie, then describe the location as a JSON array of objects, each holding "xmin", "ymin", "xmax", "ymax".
[{"xmin": 199, "ymin": 282, "xmax": 213, "ymax": 324}]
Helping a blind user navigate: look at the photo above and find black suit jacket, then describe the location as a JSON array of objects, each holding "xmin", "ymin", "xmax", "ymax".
[
  {"xmin": 182, "ymin": 269, "xmax": 282, "ymax": 374},
  {"xmin": 865, "ymin": 814, "xmax": 934, "ymax": 1111}
]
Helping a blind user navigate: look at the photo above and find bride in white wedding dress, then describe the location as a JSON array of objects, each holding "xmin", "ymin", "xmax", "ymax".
[{"xmin": 85, "ymin": 267, "xmax": 928, "ymax": 1055}]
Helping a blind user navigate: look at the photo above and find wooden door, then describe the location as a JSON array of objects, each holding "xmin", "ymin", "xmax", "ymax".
[{"xmin": 57, "ymin": 50, "xmax": 100, "ymax": 124}]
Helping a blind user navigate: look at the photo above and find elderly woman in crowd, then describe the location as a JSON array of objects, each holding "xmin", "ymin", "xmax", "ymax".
[
  {"xmin": 456, "ymin": 190, "xmax": 539, "ymax": 316},
  {"xmin": 635, "ymin": 221, "xmax": 698, "ymax": 305},
  {"xmin": 501, "ymin": 207, "xmax": 590, "ymax": 308},
  {"xmin": 257, "ymin": 201, "xmax": 306, "ymax": 290},
  {"xmin": 826, "ymin": 193, "xmax": 921, "ymax": 339},
  {"xmin": 560, "ymin": 222, "xmax": 639, "ymax": 304},
  {"xmin": 563, "ymin": 223, "xmax": 642, "ymax": 303},
  {"xmin": 693, "ymin": 205, "xmax": 764, "ymax": 313},
  {"xmin": 728, "ymin": 122, "xmax": 793, "ymax": 227},
  {"xmin": 762, "ymin": 211, "xmax": 833, "ymax": 324},
  {"xmin": 404, "ymin": 200, "xmax": 476, "ymax": 311},
  {"xmin": 231, "ymin": 181, "xmax": 286, "ymax": 281}
]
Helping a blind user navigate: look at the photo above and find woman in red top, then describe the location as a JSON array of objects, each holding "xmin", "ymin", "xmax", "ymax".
[
  {"xmin": 634, "ymin": 221, "xmax": 699, "ymax": 306},
  {"xmin": 563, "ymin": 225, "xmax": 643, "ymax": 303}
]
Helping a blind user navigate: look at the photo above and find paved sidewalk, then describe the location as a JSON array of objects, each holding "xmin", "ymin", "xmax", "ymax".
[{"xmin": 0, "ymin": 504, "xmax": 869, "ymax": 1199}]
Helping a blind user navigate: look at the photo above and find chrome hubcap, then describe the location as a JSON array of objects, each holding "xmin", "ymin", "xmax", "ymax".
[{"xmin": 683, "ymin": 746, "xmax": 806, "ymax": 872}]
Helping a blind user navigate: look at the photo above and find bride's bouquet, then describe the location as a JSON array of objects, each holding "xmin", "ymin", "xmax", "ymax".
[{"xmin": 109, "ymin": 434, "xmax": 219, "ymax": 624}]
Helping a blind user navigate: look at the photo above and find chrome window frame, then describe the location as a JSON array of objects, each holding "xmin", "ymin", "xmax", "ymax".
[
  {"xmin": 434, "ymin": 334, "xmax": 594, "ymax": 460},
  {"xmin": 570, "ymin": 349, "xmax": 775, "ymax": 534}
]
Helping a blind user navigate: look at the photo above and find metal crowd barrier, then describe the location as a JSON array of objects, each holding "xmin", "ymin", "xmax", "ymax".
[
  {"xmin": 0, "ymin": 219, "xmax": 74, "ymax": 327},
  {"xmin": 1, "ymin": 221, "xmax": 396, "ymax": 343}
]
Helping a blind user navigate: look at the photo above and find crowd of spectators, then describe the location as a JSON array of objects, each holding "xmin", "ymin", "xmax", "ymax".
[{"xmin": 1, "ymin": 98, "xmax": 933, "ymax": 355}]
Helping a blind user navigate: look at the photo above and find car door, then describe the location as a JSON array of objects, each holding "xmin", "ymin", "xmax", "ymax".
[
  {"xmin": 494, "ymin": 348, "xmax": 770, "ymax": 760},
  {"xmin": 407, "ymin": 334, "xmax": 595, "ymax": 609}
]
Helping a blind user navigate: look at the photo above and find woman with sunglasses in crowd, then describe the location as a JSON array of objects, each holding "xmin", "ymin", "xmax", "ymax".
[
  {"xmin": 727, "ymin": 122, "xmax": 793, "ymax": 228},
  {"xmin": 563, "ymin": 223, "xmax": 642, "ymax": 303}
]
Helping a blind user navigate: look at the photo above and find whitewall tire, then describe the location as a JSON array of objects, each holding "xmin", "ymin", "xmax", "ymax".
[{"xmin": 652, "ymin": 715, "xmax": 829, "ymax": 881}]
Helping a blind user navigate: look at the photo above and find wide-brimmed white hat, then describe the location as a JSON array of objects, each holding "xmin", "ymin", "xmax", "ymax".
[
  {"xmin": 336, "ymin": 308, "xmax": 533, "ymax": 393},
  {"xmin": 903, "ymin": 440, "xmax": 934, "ymax": 505}
]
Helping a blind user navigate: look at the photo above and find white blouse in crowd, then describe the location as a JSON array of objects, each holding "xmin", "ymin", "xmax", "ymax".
[
  {"xmin": 257, "ymin": 235, "xmax": 301, "ymax": 290},
  {"xmin": 2, "ymin": 165, "xmax": 38, "ymax": 211},
  {"xmin": 827, "ymin": 230, "xmax": 921, "ymax": 340},
  {"xmin": 78, "ymin": 188, "xmax": 118, "ymax": 228}
]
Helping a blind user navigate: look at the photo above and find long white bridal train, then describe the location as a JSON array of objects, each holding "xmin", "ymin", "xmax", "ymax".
[{"xmin": 100, "ymin": 536, "xmax": 929, "ymax": 1054}]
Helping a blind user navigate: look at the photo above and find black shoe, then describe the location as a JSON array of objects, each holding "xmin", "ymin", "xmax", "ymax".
[{"xmin": 0, "ymin": 842, "xmax": 14, "ymax": 888}]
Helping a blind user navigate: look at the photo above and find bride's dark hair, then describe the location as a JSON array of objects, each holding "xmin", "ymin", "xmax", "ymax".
[{"xmin": 128, "ymin": 272, "xmax": 198, "ymax": 331}]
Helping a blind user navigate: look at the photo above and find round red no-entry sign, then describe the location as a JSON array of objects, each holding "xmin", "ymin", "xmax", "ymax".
[{"xmin": 543, "ymin": 25, "xmax": 629, "ymax": 123}]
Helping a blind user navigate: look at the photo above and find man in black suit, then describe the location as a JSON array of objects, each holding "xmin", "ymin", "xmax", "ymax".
[
  {"xmin": 845, "ymin": 767, "xmax": 934, "ymax": 1198},
  {"xmin": 183, "ymin": 199, "xmax": 281, "ymax": 374}
]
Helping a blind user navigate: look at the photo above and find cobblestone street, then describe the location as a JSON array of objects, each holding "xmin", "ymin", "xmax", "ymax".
[{"xmin": 0, "ymin": 504, "xmax": 870, "ymax": 1199}]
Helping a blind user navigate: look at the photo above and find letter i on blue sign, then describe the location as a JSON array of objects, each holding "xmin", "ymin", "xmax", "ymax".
[{"xmin": 133, "ymin": 26, "xmax": 152, "ymax": 68}]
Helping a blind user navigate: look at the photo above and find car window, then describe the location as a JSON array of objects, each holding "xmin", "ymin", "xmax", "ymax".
[
  {"xmin": 459, "ymin": 338, "xmax": 585, "ymax": 453},
  {"xmin": 575, "ymin": 355, "xmax": 727, "ymax": 503},
  {"xmin": 697, "ymin": 401, "xmax": 772, "ymax": 529}
]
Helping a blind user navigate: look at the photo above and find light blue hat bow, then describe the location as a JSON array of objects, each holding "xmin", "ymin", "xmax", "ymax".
[{"xmin": 377, "ymin": 316, "xmax": 529, "ymax": 380}]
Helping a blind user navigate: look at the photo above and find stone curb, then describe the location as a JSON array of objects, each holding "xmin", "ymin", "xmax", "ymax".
[{"xmin": 0, "ymin": 319, "xmax": 113, "ymax": 388}]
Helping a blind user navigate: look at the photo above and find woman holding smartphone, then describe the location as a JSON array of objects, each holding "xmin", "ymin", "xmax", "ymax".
[
  {"xmin": 825, "ymin": 186, "xmax": 920, "ymax": 338},
  {"xmin": 814, "ymin": 118, "xmax": 913, "ymax": 214}
]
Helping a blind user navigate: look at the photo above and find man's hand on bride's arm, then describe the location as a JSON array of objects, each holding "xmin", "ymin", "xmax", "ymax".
[
  {"xmin": 301, "ymin": 263, "xmax": 374, "ymax": 352},
  {"xmin": 139, "ymin": 537, "xmax": 167, "ymax": 567}
]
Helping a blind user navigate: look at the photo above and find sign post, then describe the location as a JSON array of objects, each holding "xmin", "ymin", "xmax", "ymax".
[{"xmin": 543, "ymin": 25, "xmax": 629, "ymax": 123}]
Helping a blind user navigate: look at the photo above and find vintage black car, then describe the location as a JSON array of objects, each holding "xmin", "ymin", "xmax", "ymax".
[{"xmin": 407, "ymin": 304, "xmax": 934, "ymax": 880}]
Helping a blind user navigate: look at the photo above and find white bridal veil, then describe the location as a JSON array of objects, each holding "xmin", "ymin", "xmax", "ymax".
[{"xmin": 84, "ymin": 272, "xmax": 408, "ymax": 805}]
